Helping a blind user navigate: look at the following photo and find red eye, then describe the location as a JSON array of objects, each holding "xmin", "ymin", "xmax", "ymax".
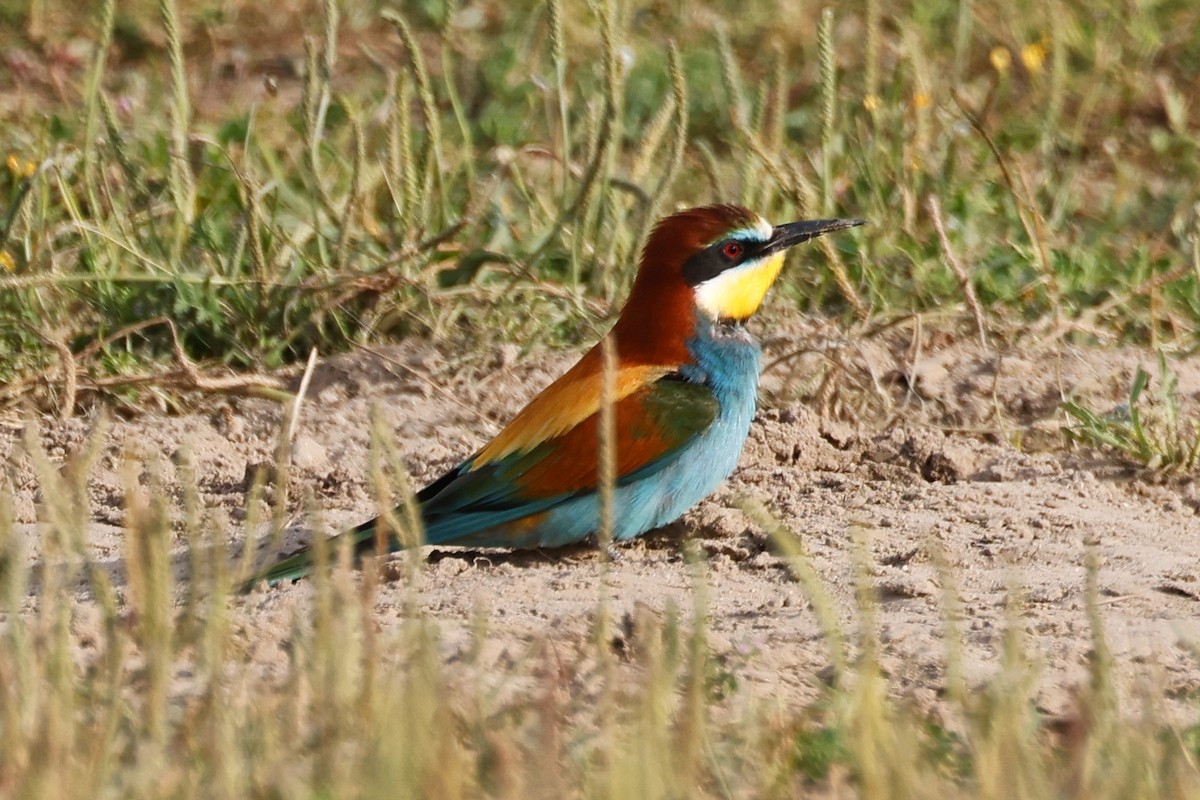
[{"xmin": 721, "ymin": 241, "xmax": 743, "ymax": 259}]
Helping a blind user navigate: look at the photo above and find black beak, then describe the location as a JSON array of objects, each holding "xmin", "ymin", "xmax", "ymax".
[{"xmin": 763, "ymin": 218, "xmax": 866, "ymax": 256}]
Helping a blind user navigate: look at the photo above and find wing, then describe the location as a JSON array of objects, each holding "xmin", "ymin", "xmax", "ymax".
[
  {"xmin": 417, "ymin": 373, "xmax": 719, "ymax": 543},
  {"xmin": 471, "ymin": 345, "xmax": 674, "ymax": 466}
]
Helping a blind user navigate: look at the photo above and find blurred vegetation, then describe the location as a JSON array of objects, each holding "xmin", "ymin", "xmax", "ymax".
[
  {"xmin": 1, "ymin": 427, "xmax": 1197, "ymax": 798},
  {"xmin": 0, "ymin": 0, "xmax": 1198, "ymax": 411}
]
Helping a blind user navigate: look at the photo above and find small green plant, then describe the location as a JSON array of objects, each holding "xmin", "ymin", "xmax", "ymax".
[
  {"xmin": 1063, "ymin": 352, "xmax": 1200, "ymax": 471},
  {"xmin": 790, "ymin": 723, "xmax": 851, "ymax": 782}
]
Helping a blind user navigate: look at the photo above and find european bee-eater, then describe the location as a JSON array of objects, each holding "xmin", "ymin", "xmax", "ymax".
[{"xmin": 247, "ymin": 205, "xmax": 863, "ymax": 588}]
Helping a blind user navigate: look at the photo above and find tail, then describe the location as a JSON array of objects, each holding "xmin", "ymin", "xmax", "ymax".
[{"xmin": 238, "ymin": 516, "xmax": 403, "ymax": 592}]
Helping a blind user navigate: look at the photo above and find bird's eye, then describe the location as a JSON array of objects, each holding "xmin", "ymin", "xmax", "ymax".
[{"xmin": 721, "ymin": 241, "xmax": 744, "ymax": 260}]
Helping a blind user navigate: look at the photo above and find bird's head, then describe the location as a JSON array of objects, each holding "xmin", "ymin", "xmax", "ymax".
[{"xmin": 616, "ymin": 205, "xmax": 864, "ymax": 360}]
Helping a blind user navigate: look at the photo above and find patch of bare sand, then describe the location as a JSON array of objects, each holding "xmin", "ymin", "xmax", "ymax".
[{"xmin": 3, "ymin": 327, "xmax": 1199, "ymax": 725}]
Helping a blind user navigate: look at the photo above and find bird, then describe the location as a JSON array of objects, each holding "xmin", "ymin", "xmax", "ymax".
[{"xmin": 245, "ymin": 204, "xmax": 864, "ymax": 588}]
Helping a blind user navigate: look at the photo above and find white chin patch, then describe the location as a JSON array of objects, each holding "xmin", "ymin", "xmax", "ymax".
[{"xmin": 695, "ymin": 268, "xmax": 742, "ymax": 318}]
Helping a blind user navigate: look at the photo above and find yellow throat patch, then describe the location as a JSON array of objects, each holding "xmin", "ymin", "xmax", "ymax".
[{"xmin": 694, "ymin": 252, "xmax": 786, "ymax": 321}]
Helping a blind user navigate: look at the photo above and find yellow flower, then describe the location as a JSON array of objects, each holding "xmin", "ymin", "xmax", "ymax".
[
  {"xmin": 0, "ymin": 252, "xmax": 14, "ymax": 273},
  {"xmin": 913, "ymin": 91, "xmax": 932, "ymax": 110},
  {"xmin": 7, "ymin": 155, "xmax": 37, "ymax": 179},
  {"xmin": 863, "ymin": 94, "xmax": 880, "ymax": 112},
  {"xmin": 1021, "ymin": 42, "xmax": 1046, "ymax": 73},
  {"xmin": 990, "ymin": 46, "xmax": 1012, "ymax": 74}
]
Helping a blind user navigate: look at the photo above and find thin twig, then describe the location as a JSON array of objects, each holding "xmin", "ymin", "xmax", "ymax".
[
  {"xmin": 76, "ymin": 316, "xmax": 173, "ymax": 361},
  {"xmin": 928, "ymin": 194, "xmax": 988, "ymax": 349},
  {"xmin": 951, "ymin": 89, "xmax": 1058, "ymax": 328},
  {"xmin": 288, "ymin": 347, "xmax": 320, "ymax": 444},
  {"xmin": 23, "ymin": 325, "xmax": 78, "ymax": 418}
]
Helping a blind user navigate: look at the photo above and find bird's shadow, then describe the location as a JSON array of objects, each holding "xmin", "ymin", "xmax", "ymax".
[
  {"xmin": 425, "ymin": 520, "xmax": 696, "ymax": 568},
  {"xmin": 425, "ymin": 542, "xmax": 597, "ymax": 569},
  {"xmin": 20, "ymin": 523, "xmax": 698, "ymax": 599}
]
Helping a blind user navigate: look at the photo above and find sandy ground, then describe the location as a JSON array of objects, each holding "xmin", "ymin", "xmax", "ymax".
[{"xmin": 4, "ymin": 318, "xmax": 1200, "ymax": 725}]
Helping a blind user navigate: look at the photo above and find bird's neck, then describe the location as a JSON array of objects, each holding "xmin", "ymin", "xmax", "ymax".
[
  {"xmin": 608, "ymin": 301, "xmax": 761, "ymax": 388},
  {"xmin": 669, "ymin": 314, "xmax": 762, "ymax": 404},
  {"xmin": 609, "ymin": 286, "xmax": 697, "ymax": 367}
]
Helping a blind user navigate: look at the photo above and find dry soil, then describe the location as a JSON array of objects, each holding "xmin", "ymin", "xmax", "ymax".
[{"xmin": 4, "ymin": 319, "xmax": 1199, "ymax": 726}]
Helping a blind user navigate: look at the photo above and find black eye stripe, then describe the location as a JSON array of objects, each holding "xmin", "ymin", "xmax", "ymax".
[{"xmin": 682, "ymin": 238, "xmax": 764, "ymax": 287}]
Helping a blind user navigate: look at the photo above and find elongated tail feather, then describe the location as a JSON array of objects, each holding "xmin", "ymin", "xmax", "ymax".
[{"xmin": 238, "ymin": 517, "xmax": 391, "ymax": 591}]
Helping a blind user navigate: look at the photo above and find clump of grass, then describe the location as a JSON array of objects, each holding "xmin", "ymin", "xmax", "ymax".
[{"xmin": 1063, "ymin": 352, "xmax": 1200, "ymax": 471}]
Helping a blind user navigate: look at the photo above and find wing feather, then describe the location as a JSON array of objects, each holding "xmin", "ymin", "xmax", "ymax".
[
  {"xmin": 473, "ymin": 345, "xmax": 675, "ymax": 466},
  {"xmin": 420, "ymin": 375, "xmax": 719, "ymax": 531}
]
